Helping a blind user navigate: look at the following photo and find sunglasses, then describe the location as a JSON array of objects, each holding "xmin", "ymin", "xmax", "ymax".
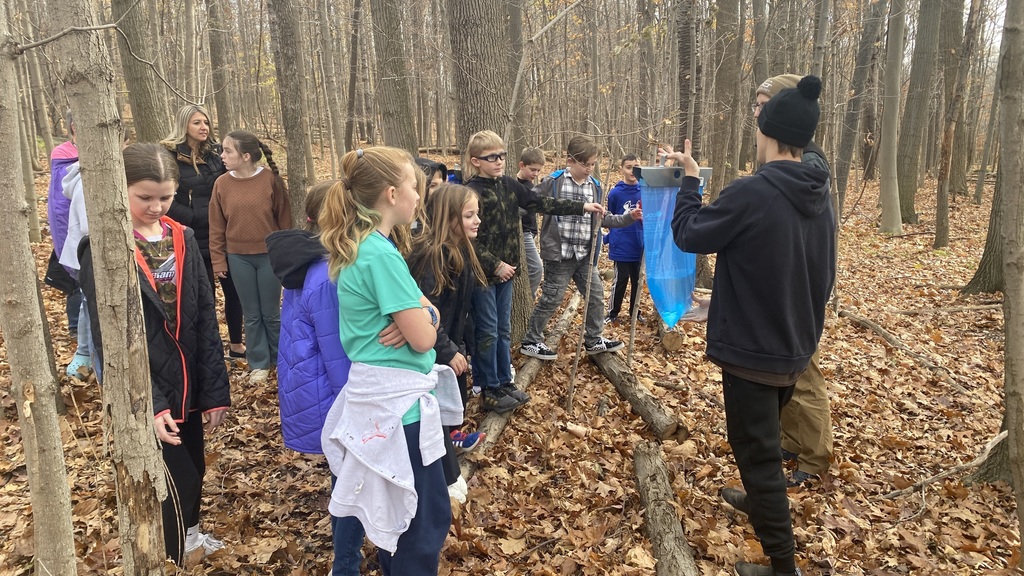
[{"xmin": 473, "ymin": 152, "xmax": 507, "ymax": 163}]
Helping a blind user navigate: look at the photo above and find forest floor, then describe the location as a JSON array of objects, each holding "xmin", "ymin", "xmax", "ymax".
[{"xmin": 0, "ymin": 167, "xmax": 1016, "ymax": 575}]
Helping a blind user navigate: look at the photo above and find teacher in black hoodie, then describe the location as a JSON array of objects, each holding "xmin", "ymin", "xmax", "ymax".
[{"xmin": 666, "ymin": 75, "xmax": 835, "ymax": 576}]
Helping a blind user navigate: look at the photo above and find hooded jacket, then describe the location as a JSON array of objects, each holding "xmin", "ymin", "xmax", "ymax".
[
  {"xmin": 48, "ymin": 141, "xmax": 79, "ymax": 256},
  {"xmin": 604, "ymin": 180, "xmax": 644, "ymax": 262},
  {"xmin": 672, "ymin": 160, "xmax": 835, "ymax": 376},
  {"xmin": 165, "ymin": 142, "xmax": 226, "ymax": 260},
  {"xmin": 465, "ymin": 174, "xmax": 585, "ymax": 284},
  {"xmin": 267, "ymin": 229, "xmax": 352, "ymax": 454},
  {"xmin": 79, "ymin": 217, "xmax": 230, "ymax": 422}
]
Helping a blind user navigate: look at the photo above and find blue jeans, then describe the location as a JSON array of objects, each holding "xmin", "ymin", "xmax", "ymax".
[
  {"xmin": 67, "ymin": 287, "xmax": 83, "ymax": 333},
  {"xmin": 330, "ymin": 476, "xmax": 365, "ymax": 576},
  {"xmin": 76, "ymin": 299, "xmax": 93, "ymax": 358},
  {"xmin": 377, "ymin": 421, "xmax": 451, "ymax": 576},
  {"xmin": 471, "ymin": 280, "xmax": 513, "ymax": 389}
]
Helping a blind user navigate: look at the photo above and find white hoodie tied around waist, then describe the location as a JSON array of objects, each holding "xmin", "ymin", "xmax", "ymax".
[{"xmin": 321, "ymin": 362, "xmax": 463, "ymax": 553}]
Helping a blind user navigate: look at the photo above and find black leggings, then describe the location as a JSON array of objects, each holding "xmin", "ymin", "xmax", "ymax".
[
  {"xmin": 608, "ymin": 260, "xmax": 641, "ymax": 319},
  {"xmin": 162, "ymin": 415, "xmax": 206, "ymax": 564},
  {"xmin": 203, "ymin": 258, "xmax": 244, "ymax": 345}
]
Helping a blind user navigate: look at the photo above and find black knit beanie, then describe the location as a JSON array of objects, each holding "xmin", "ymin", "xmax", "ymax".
[{"xmin": 756, "ymin": 75, "xmax": 822, "ymax": 148}]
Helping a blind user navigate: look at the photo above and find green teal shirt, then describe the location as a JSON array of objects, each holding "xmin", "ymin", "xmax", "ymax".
[{"xmin": 337, "ymin": 232, "xmax": 436, "ymax": 422}]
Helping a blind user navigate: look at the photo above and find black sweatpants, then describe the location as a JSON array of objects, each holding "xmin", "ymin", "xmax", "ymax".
[
  {"xmin": 608, "ymin": 260, "xmax": 641, "ymax": 319},
  {"xmin": 722, "ymin": 371, "xmax": 797, "ymax": 574},
  {"xmin": 162, "ymin": 414, "xmax": 206, "ymax": 564}
]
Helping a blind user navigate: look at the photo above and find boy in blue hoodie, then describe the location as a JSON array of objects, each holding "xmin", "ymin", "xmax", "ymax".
[
  {"xmin": 668, "ymin": 75, "xmax": 834, "ymax": 576},
  {"xmin": 604, "ymin": 154, "xmax": 644, "ymax": 323}
]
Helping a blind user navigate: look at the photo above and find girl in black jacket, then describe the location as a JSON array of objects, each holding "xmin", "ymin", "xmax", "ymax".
[
  {"xmin": 161, "ymin": 104, "xmax": 246, "ymax": 359},
  {"xmin": 80, "ymin": 143, "xmax": 231, "ymax": 565},
  {"xmin": 406, "ymin": 184, "xmax": 488, "ymax": 477}
]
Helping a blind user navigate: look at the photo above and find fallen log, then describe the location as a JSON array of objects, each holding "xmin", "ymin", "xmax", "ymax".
[
  {"xmin": 460, "ymin": 293, "xmax": 582, "ymax": 480},
  {"xmin": 634, "ymin": 441, "xmax": 700, "ymax": 576},
  {"xmin": 588, "ymin": 352, "xmax": 682, "ymax": 441}
]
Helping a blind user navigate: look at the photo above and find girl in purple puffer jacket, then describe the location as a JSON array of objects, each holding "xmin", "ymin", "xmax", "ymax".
[{"xmin": 267, "ymin": 180, "xmax": 362, "ymax": 576}]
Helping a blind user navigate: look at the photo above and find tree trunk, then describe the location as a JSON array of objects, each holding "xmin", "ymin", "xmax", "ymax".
[
  {"xmin": 811, "ymin": 0, "xmax": 830, "ymax": 77},
  {"xmin": 895, "ymin": 0, "xmax": 941, "ymax": 224},
  {"xmin": 0, "ymin": 11, "xmax": 77, "ymax": 574},
  {"xmin": 638, "ymin": 0, "xmax": 655, "ymax": 153},
  {"xmin": 345, "ymin": 0, "xmax": 364, "ymax": 149},
  {"xmin": 835, "ymin": 0, "xmax": 887, "ymax": 214},
  {"xmin": 367, "ymin": 0, "xmax": 417, "ymax": 155},
  {"xmin": 446, "ymin": 0, "xmax": 513, "ymax": 152},
  {"xmin": 16, "ymin": 0, "xmax": 54, "ymax": 156},
  {"xmin": 207, "ymin": 0, "xmax": 238, "ymax": 132},
  {"xmin": 707, "ymin": 0, "xmax": 740, "ymax": 200},
  {"xmin": 962, "ymin": 166, "xmax": 1005, "ymax": 295},
  {"xmin": 974, "ymin": 61, "xmax": 1000, "ymax": 205},
  {"xmin": 111, "ymin": 0, "xmax": 171, "ymax": 142},
  {"xmin": 318, "ymin": 0, "xmax": 348, "ymax": 165},
  {"xmin": 506, "ymin": 0, "xmax": 527, "ymax": 169},
  {"xmin": 510, "ymin": 226, "xmax": 531, "ymax": 346},
  {"xmin": 16, "ymin": 79, "xmax": 40, "ymax": 242},
  {"xmin": 996, "ymin": 0, "xmax": 1024, "ymax": 560},
  {"xmin": 50, "ymin": 1, "xmax": 169, "ymax": 571},
  {"xmin": 267, "ymin": 0, "xmax": 313, "ymax": 226},
  {"xmin": 634, "ymin": 442, "xmax": 700, "ymax": 576},
  {"xmin": 589, "ymin": 353, "xmax": 681, "ymax": 440},
  {"xmin": 934, "ymin": 0, "xmax": 982, "ymax": 249},
  {"xmin": 878, "ymin": 0, "xmax": 906, "ymax": 234},
  {"xmin": 675, "ymin": 0, "xmax": 702, "ymax": 158},
  {"xmin": 182, "ymin": 0, "xmax": 197, "ymax": 96}
]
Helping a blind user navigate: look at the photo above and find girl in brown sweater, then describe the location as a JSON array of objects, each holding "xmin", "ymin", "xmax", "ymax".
[{"xmin": 209, "ymin": 130, "xmax": 292, "ymax": 383}]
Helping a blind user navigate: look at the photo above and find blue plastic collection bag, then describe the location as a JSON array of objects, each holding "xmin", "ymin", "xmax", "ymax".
[{"xmin": 634, "ymin": 166, "xmax": 710, "ymax": 328}]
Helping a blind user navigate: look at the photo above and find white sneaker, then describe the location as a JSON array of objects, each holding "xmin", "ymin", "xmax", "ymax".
[
  {"xmin": 447, "ymin": 475, "xmax": 468, "ymax": 504},
  {"xmin": 249, "ymin": 368, "xmax": 270, "ymax": 383},
  {"xmin": 184, "ymin": 530, "xmax": 224, "ymax": 556}
]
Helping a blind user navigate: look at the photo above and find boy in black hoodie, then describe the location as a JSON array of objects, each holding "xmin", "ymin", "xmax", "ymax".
[{"xmin": 667, "ymin": 75, "xmax": 835, "ymax": 576}]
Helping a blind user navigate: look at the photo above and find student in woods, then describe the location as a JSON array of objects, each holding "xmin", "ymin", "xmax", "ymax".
[
  {"xmin": 45, "ymin": 110, "xmax": 89, "ymax": 373},
  {"xmin": 604, "ymin": 154, "xmax": 645, "ymax": 324},
  {"xmin": 162, "ymin": 104, "xmax": 247, "ymax": 362},
  {"xmin": 406, "ymin": 183, "xmax": 489, "ymax": 499},
  {"xmin": 78, "ymin": 143, "xmax": 231, "ymax": 564},
  {"xmin": 267, "ymin": 180, "xmax": 364, "ymax": 576},
  {"xmin": 754, "ymin": 74, "xmax": 835, "ymax": 488},
  {"xmin": 318, "ymin": 147, "xmax": 459, "ymax": 575},
  {"xmin": 668, "ymin": 75, "xmax": 835, "ymax": 576},
  {"xmin": 208, "ymin": 130, "xmax": 292, "ymax": 384},
  {"xmin": 519, "ymin": 135, "xmax": 638, "ymax": 361},
  {"xmin": 516, "ymin": 147, "xmax": 546, "ymax": 297},
  {"xmin": 463, "ymin": 130, "xmax": 605, "ymax": 413}
]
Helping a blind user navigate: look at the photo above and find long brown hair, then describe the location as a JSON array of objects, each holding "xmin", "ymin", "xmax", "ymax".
[{"xmin": 407, "ymin": 183, "xmax": 486, "ymax": 296}]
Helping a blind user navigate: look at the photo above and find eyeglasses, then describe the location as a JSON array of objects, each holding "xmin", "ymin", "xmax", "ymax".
[
  {"xmin": 473, "ymin": 152, "xmax": 507, "ymax": 163},
  {"xmin": 751, "ymin": 102, "xmax": 764, "ymax": 114}
]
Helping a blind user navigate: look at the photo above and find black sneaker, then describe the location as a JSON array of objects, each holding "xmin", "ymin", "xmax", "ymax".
[
  {"xmin": 481, "ymin": 387, "xmax": 522, "ymax": 413},
  {"xmin": 735, "ymin": 562, "xmax": 801, "ymax": 576},
  {"xmin": 721, "ymin": 487, "xmax": 750, "ymax": 515},
  {"xmin": 786, "ymin": 470, "xmax": 820, "ymax": 487},
  {"xmin": 520, "ymin": 341, "xmax": 557, "ymax": 360},
  {"xmin": 500, "ymin": 383, "xmax": 531, "ymax": 404},
  {"xmin": 585, "ymin": 337, "xmax": 624, "ymax": 355}
]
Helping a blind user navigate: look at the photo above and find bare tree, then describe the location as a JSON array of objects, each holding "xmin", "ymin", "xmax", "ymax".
[
  {"xmin": 318, "ymin": 0, "xmax": 348, "ymax": 168},
  {"xmin": 111, "ymin": 0, "xmax": 170, "ymax": 142},
  {"xmin": 368, "ymin": 0, "xmax": 417, "ymax": 154},
  {"xmin": 834, "ymin": 0, "xmax": 887, "ymax": 213},
  {"xmin": 878, "ymin": 0, "xmax": 906, "ymax": 234},
  {"xmin": 895, "ymin": 0, "xmax": 941, "ymax": 224},
  {"xmin": 996, "ymin": 0, "xmax": 1024, "ymax": 561},
  {"xmin": 345, "ymin": 0, "xmax": 365, "ymax": 150},
  {"xmin": 207, "ymin": 0, "xmax": 238, "ymax": 131},
  {"xmin": 0, "ymin": 8, "xmax": 76, "ymax": 574},
  {"xmin": 267, "ymin": 0, "xmax": 313, "ymax": 224},
  {"xmin": 50, "ymin": 0, "xmax": 168, "ymax": 571}
]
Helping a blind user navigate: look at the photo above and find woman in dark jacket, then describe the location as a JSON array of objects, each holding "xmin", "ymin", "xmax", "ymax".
[
  {"xmin": 79, "ymin": 143, "xmax": 231, "ymax": 565},
  {"xmin": 161, "ymin": 104, "xmax": 245, "ymax": 359}
]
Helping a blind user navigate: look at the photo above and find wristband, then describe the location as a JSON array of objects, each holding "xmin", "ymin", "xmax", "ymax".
[{"xmin": 424, "ymin": 305, "xmax": 439, "ymax": 327}]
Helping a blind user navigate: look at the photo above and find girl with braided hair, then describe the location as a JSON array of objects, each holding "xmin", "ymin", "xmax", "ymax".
[{"xmin": 209, "ymin": 130, "xmax": 292, "ymax": 383}]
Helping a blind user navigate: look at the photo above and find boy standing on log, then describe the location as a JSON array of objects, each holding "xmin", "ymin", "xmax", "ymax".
[{"xmin": 666, "ymin": 75, "xmax": 835, "ymax": 576}]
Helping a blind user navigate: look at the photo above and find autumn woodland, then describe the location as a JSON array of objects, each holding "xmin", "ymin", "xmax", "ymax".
[{"xmin": 0, "ymin": 0, "xmax": 1023, "ymax": 574}]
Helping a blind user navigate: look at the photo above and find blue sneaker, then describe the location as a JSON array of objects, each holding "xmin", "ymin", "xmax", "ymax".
[{"xmin": 450, "ymin": 429, "xmax": 486, "ymax": 452}]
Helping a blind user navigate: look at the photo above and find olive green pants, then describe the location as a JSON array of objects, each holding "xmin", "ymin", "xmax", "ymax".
[{"xmin": 780, "ymin": 350, "xmax": 833, "ymax": 476}]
